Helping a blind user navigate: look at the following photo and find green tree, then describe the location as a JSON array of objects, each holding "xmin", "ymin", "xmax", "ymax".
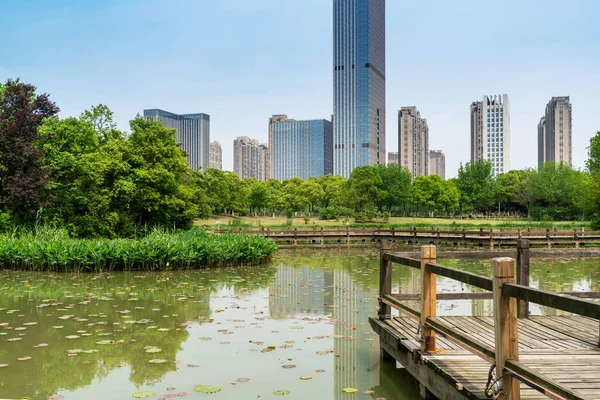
[
  {"xmin": 343, "ymin": 166, "xmax": 384, "ymax": 212},
  {"xmin": 248, "ymin": 180, "xmax": 269, "ymax": 216},
  {"xmin": 0, "ymin": 79, "xmax": 59, "ymax": 221},
  {"xmin": 123, "ymin": 116, "xmax": 198, "ymax": 230},
  {"xmin": 455, "ymin": 161, "xmax": 496, "ymax": 213},
  {"xmin": 495, "ymin": 170, "xmax": 529, "ymax": 214},
  {"xmin": 376, "ymin": 164, "xmax": 412, "ymax": 213},
  {"xmin": 410, "ymin": 175, "xmax": 459, "ymax": 215},
  {"xmin": 317, "ymin": 174, "xmax": 345, "ymax": 207},
  {"xmin": 299, "ymin": 177, "xmax": 324, "ymax": 215},
  {"xmin": 282, "ymin": 177, "xmax": 309, "ymax": 214}
]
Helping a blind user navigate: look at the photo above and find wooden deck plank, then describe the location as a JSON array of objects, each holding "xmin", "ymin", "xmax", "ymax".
[{"xmin": 373, "ymin": 316, "xmax": 600, "ymax": 400}]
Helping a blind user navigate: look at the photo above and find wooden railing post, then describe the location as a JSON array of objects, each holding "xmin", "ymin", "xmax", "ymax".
[
  {"xmin": 516, "ymin": 240, "xmax": 530, "ymax": 319},
  {"xmin": 379, "ymin": 240, "xmax": 394, "ymax": 320},
  {"xmin": 420, "ymin": 245, "xmax": 437, "ymax": 352},
  {"xmin": 492, "ymin": 257, "xmax": 520, "ymax": 400}
]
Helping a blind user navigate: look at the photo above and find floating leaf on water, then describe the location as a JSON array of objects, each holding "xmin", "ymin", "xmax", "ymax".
[
  {"xmin": 361, "ymin": 390, "xmax": 374, "ymax": 395},
  {"xmin": 199, "ymin": 337, "xmax": 212, "ymax": 341},
  {"xmin": 341, "ymin": 388, "xmax": 358, "ymax": 393},
  {"xmin": 133, "ymin": 392, "xmax": 155, "ymax": 398},
  {"xmin": 186, "ymin": 364, "xmax": 200, "ymax": 368},
  {"xmin": 7, "ymin": 338, "xmax": 22, "ymax": 342},
  {"xmin": 65, "ymin": 335, "xmax": 80, "ymax": 340},
  {"xmin": 17, "ymin": 356, "xmax": 32, "ymax": 361},
  {"xmin": 0, "ymin": 364, "xmax": 8, "ymax": 367},
  {"xmin": 282, "ymin": 364, "xmax": 296, "ymax": 369},
  {"xmin": 145, "ymin": 347, "xmax": 162, "ymax": 353},
  {"xmin": 299, "ymin": 376, "xmax": 312, "ymax": 380},
  {"xmin": 49, "ymin": 396, "xmax": 64, "ymax": 400},
  {"xmin": 193, "ymin": 386, "xmax": 221, "ymax": 394},
  {"xmin": 288, "ymin": 326, "xmax": 303, "ymax": 330},
  {"xmin": 315, "ymin": 369, "xmax": 326, "ymax": 373},
  {"xmin": 148, "ymin": 359, "xmax": 167, "ymax": 364},
  {"xmin": 273, "ymin": 390, "xmax": 290, "ymax": 396},
  {"xmin": 236, "ymin": 378, "xmax": 249, "ymax": 383},
  {"xmin": 96, "ymin": 340, "xmax": 114, "ymax": 345}
]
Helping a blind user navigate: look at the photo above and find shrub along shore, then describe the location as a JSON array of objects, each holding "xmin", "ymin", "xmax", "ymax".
[{"xmin": 0, "ymin": 229, "xmax": 277, "ymax": 271}]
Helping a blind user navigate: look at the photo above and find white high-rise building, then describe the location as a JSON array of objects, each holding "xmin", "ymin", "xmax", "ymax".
[{"xmin": 470, "ymin": 95, "xmax": 510, "ymax": 175}]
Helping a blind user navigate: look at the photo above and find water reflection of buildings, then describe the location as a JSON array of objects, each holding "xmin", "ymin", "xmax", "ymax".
[
  {"xmin": 268, "ymin": 265, "xmax": 380, "ymax": 398},
  {"xmin": 269, "ymin": 266, "xmax": 334, "ymax": 319},
  {"xmin": 333, "ymin": 269, "xmax": 380, "ymax": 400}
]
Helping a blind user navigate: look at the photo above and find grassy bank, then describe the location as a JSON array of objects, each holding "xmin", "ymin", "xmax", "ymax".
[
  {"xmin": 196, "ymin": 216, "xmax": 590, "ymax": 230},
  {"xmin": 0, "ymin": 228, "xmax": 277, "ymax": 271}
]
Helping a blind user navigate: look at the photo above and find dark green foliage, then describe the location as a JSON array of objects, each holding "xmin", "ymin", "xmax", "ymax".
[{"xmin": 0, "ymin": 79, "xmax": 59, "ymax": 220}]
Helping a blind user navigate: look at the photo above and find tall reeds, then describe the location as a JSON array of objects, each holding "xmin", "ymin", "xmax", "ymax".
[{"xmin": 0, "ymin": 228, "xmax": 276, "ymax": 272}]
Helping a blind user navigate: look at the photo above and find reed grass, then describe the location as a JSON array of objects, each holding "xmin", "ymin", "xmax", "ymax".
[{"xmin": 0, "ymin": 228, "xmax": 277, "ymax": 271}]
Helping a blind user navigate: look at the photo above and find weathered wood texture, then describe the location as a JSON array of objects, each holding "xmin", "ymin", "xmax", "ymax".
[{"xmin": 370, "ymin": 316, "xmax": 600, "ymax": 400}]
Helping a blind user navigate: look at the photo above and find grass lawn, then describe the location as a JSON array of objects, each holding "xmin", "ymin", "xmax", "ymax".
[{"xmin": 195, "ymin": 215, "xmax": 589, "ymax": 230}]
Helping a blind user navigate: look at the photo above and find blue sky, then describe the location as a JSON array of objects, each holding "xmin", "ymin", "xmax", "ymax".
[{"xmin": 1, "ymin": 0, "xmax": 599, "ymax": 176}]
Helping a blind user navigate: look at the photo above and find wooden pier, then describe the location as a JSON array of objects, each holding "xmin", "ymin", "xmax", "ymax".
[
  {"xmin": 210, "ymin": 227, "xmax": 600, "ymax": 248},
  {"xmin": 370, "ymin": 241, "xmax": 600, "ymax": 399}
]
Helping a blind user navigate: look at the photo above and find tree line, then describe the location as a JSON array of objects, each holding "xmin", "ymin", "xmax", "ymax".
[{"xmin": 1, "ymin": 79, "xmax": 600, "ymax": 237}]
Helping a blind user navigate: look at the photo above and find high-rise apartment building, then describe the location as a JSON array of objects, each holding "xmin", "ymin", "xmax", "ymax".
[
  {"xmin": 209, "ymin": 141, "xmax": 222, "ymax": 170},
  {"xmin": 469, "ymin": 95, "xmax": 510, "ymax": 175},
  {"xmin": 387, "ymin": 152, "xmax": 398, "ymax": 165},
  {"xmin": 429, "ymin": 150, "xmax": 446, "ymax": 180},
  {"xmin": 333, "ymin": 0, "xmax": 386, "ymax": 177},
  {"xmin": 398, "ymin": 106, "xmax": 429, "ymax": 178},
  {"xmin": 143, "ymin": 109, "xmax": 210, "ymax": 170},
  {"xmin": 538, "ymin": 96, "xmax": 572, "ymax": 168},
  {"xmin": 233, "ymin": 137, "xmax": 269, "ymax": 181},
  {"xmin": 269, "ymin": 115, "xmax": 333, "ymax": 181}
]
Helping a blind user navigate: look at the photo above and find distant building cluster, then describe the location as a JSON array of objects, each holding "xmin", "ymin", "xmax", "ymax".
[
  {"xmin": 209, "ymin": 141, "xmax": 222, "ymax": 170},
  {"xmin": 429, "ymin": 150, "xmax": 446, "ymax": 180},
  {"xmin": 387, "ymin": 152, "xmax": 398, "ymax": 165},
  {"xmin": 233, "ymin": 136, "xmax": 269, "ymax": 181},
  {"xmin": 142, "ymin": 2, "xmax": 575, "ymax": 181}
]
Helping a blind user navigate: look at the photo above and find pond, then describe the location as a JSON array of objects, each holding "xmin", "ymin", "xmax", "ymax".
[{"xmin": 1, "ymin": 250, "xmax": 599, "ymax": 400}]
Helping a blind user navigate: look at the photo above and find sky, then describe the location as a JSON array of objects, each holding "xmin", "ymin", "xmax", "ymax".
[{"xmin": 1, "ymin": 0, "xmax": 599, "ymax": 177}]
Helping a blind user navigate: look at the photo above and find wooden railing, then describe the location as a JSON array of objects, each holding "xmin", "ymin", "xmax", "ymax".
[{"xmin": 378, "ymin": 241, "xmax": 600, "ymax": 400}]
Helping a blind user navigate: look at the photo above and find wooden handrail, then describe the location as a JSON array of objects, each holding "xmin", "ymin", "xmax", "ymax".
[
  {"xmin": 502, "ymin": 283, "xmax": 600, "ymax": 320},
  {"xmin": 425, "ymin": 262, "xmax": 493, "ymax": 291},
  {"xmin": 378, "ymin": 242, "xmax": 600, "ymax": 400}
]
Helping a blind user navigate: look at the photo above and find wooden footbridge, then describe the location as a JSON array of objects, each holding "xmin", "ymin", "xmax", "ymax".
[
  {"xmin": 370, "ymin": 241, "xmax": 600, "ymax": 399},
  {"xmin": 210, "ymin": 226, "xmax": 600, "ymax": 248}
]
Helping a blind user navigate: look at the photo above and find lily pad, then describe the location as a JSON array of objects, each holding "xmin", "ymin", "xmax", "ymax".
[
  {"xmin": 133, "ymin": 392, "xmax": 155, "ymax": 398},
  {"xmin": 341, "ymin": 388, "xmax": 358, "ymax": 393},
  {"xmin": 145, "ymin": 347, "xmax": 162, "ymax": 353},
  {"xmin": 148, "ymin": 359, "xmax": 167, "ymax": 364},
  {"xmin": 273, "ymin": 390, "xmax": 290, "ymax": 396},
  {"xmin": 194, "ymin": 386, "xmax": 221, "ymax": 394}
]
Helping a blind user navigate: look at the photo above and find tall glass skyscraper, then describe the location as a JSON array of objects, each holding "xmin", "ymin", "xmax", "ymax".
[
  {"xmin": 143, "ymin": 109, "xmax": 210, "ymax": 171},
  {"xmin": 333, "ymin": 0, "xmax": 386, "ymax": 178},
  {"xmin": 269, "ymin": 115, "xmax": 333, "ymax": 181}
]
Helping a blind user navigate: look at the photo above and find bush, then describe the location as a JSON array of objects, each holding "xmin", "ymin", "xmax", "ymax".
[{"xmin": 0, "ymin": 228, "xmax": 277, "ymax": 271}]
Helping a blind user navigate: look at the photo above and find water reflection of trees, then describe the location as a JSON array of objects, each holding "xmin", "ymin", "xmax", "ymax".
[{"xmin": 0, "ymin": 266, "xmax": 278, "ymax": 399}]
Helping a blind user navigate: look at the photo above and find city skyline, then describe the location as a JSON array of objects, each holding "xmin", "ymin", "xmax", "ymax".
[{"xmin": 2, "ymin": 1, "xmax": 599, "ymax": 178}]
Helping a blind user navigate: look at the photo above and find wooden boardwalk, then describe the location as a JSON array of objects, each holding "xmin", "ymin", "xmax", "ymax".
[
  {"xmin": 371, "ymin": 241, "xmax": 600, "ymax": 400},
  {"xmin": 370, "ymin": 316, "xmax": 600, "ymax": 399},
  {"xmin": 208, "ymin": 227, "xmax": 600, "ymax": 248}
]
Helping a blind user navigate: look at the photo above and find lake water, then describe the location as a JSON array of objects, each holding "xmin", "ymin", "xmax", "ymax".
[{"xmin": 1, "ymin": 250, "xmax": 599, "ymax": 400}]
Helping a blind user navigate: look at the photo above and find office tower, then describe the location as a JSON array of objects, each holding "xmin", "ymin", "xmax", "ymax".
[
  {"xmin": 268, "ymin": 114, "xmax": 333, "ymax": 181},
  {"xmin": 429, "ymin": 150, "xmax": 446, "ymax": 180},
  {"xmin": 333, "ymin": 0, "xmax": 386, "ymax": 177},
  {"xmin": 387, "ymin": 152, "xmax": 398, "ymax": 165},
  {"xmin": 398, "ymin": 106, "xmax": 429, "ymax": 178},
  {"xmin": 233, "ymin": 137, "xmax": 269, "ymax": 181},
  {"xmin": 209, "ymin": 141, "xmax": 222, "ymax": 170},
  {"xmin": 469, "ymin": 95, "xmax": 510, "ymax": 175},
  {"xmin": 538, "ymin": 96, "xmax": 572, "ymax": 168},
  {"xmin": 143, "ymin": 109, "xmax": 210, "ymax": 170}
]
